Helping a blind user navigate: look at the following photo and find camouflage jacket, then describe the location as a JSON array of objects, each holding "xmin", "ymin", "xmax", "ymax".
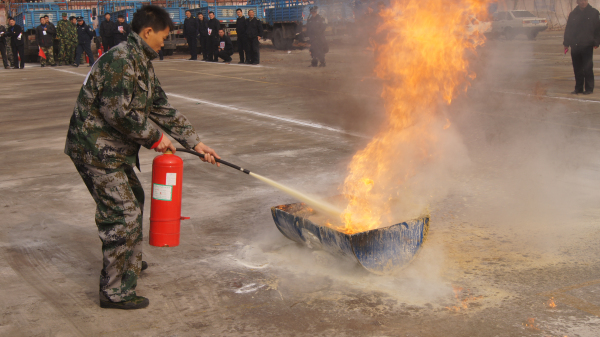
[
  {"xmin": 64, "ymin": 32, "xmax": 201, "ymax": 169},
  {"xmin": 56, "ymin": 19, "xmax": 76, "ymax": 42}
]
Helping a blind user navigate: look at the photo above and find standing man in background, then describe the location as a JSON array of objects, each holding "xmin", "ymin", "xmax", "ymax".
[
  {"xmin": 246, "ymin": 10, "xmax": 263, "ymax": 65},
  {"xmin": 64, "ymin": 4, "xmax": 220, "ymax": 310},
  {"xmin": 113, "ymin": 15, "xmax": 131, "ymax": 46},
  {"xmin": 564, "ymin": 0, "xmax": 600, "ymax": 95},
  {"xmin": 57, "ymin": 13, "xmax": 73, "ymax": 66},
  {"xmin": 207, "ymin": 11, "xmax": 220, "ymax": 62},
  {"xmin": 183, "ymin": 10, "xmax": 199, "ymax": 60},
  {"xmin": 74, "ymin": 17, "xmax": 95, "ymax": 67},
  {"xmin": 100, "ymin": 13, "xmax": 116, "ymax": 51},
  {"xmin": 197, "ymin": 12, "xmax": 208, "ymax": 61},
  {"xmin": 0, "ymin": 24, "xmax": 9, "ymax": 69},
  {"xmin": 6, "ymin": 17, "xmax": 25, "ymax": 69},
  {"xmin": 36, "ymin": 16, "xmax": 57, "ymax": 67},
  {"xmin": 235, "ymin": 8, "xmax": 249, "ymax": 64},
  {"xmin": 306, "ymin": 6, "xmax": 328, "ymax": 67}
]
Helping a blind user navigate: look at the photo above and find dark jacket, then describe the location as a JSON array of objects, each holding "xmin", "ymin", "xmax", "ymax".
[
  {"xmin": 197, "ymin": 18, "xmax": 208, "ymax": 37},
  {"xmin": 217, "ymin": 34, "xmax": 233, "ymax": 55},
  {"xmin": 100, "ymin": 19, "xmax": 115, "ymax": 38},
  {"xmin": 0, "ymin": 25, "xmax": 7, "ymax": 47},
  {"xmin": 236, "ymin": 16, "xmax": 247, "ymax": 36},
  {"xmin": 113, "ymin": 21, "xmax": 130, "ymax": 45},
  {"xmin": 36, "ymin": 23, "xmax": 56, "ymax": 47},
  {"xmin": 246, "ymin": 17, "xmax": 263, "ymax": 38},
  {"xmin": 564, "ymin": 5, "xmax": 600, "ymax": 48},
  {"xmin": 77, "ymin": 22, "xmax": 96, "ymax": 45},
  {"xmin": 207, "ymin": 18, "xmax": 221, "ymax": 38},
  {"xmin": 5, "ymin": 24, "xmax": 24, "ymax": 47},
  {"xmin": 183, "ymin": 17, "xmax": 199, "ymax": 38}
]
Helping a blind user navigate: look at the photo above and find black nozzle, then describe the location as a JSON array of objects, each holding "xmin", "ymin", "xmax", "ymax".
[{"xmin": 175, "ymin": 148, "xmax": 250, "ymax": 174}]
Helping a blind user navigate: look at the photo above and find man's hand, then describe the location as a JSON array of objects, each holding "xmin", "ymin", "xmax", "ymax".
[
  {"xmin": 194, "ymin": 142, "xmax": 221, "ymax": 166},
  {"xmin": 257, "ymin": 36, "xmax": 261, "ymax": 41},
  {"xmin": 595, "ymin": 46, "xmax": 599, "ymax": 49},
  {"xmin": 154, "ymin": 136, "xmax": 176, "ymax": 153}
]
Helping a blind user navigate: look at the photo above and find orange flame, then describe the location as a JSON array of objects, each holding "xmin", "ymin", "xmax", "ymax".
[
  {"xmin": 546, "ymin": 297, "xmax": 557, "ymax": 308},
  {"xmin": 336, "ymin": 0, "xmax": 488, "ymax": 234}
]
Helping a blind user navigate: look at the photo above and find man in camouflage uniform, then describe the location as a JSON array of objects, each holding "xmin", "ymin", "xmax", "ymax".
[
  {"xmin": 4, "ymin": 17, "xmax": 14, "ymax": 68},
  {"xmin": 64, "ymin": 5, "xmax": 220, "ymax": 310},
  {"xmin": 57, "ymin": 13, "xmax": 77, "ymax": 66}
]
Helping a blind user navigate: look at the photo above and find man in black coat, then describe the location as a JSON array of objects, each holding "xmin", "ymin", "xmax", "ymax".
[
  {"xmin": 36, "ymin": 16, "xmax": 57, "ymax": 67},
  {"xmin": 5, "ymin": 17, "xmax": 25, "ymax": 69},
  {"xmin": 197, "ymin": 12, "xmax": 209, "ymax": 61},
  {"xmin": 100, "ymin": 13, "xmax": 116, "ymax": 51},
  {"xmin": 246, "ymin": 9, "xmax": 263, "ymax": 65},
  {"xmin": 74, "ymin": 17, "xmax": 96, "ymax": 67},
  {"xmin": 183, "ymin": 10, "xmax": 199, "ymax": 60},
  {"xmin": 307, "ymin": 6, "xmax": 328, "ymax": 67},
  {"xmin": 113, "ymin": 15, "xmax": 131, "ymax": 45},
  {"xmin": 216, "ymin": 28, "xmax": 233, "ymax": 63},
  {"xmin": 564, "ymin": 0, "xmax": 600, "ymax": 94},
  {"xmin": 235, "ymin": 8, "xmax": 249, "ymax": 64},
  {"xmin": 207, "ymin": 11, "xmax": 221, "ymax": 62},
  {"xmin": 0, "ymin": 25, "xmax": 9, "ymax": 69}
]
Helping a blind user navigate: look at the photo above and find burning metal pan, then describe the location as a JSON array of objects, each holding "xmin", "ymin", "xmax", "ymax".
[{"xmin": 271, "ymin": 203, "xmax": 429, "ymax": 275}]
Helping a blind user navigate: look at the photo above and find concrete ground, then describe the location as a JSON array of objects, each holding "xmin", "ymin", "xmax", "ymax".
[{"xmin": 2, "ymin": 31, "xmax": 600, "ymax": 336}]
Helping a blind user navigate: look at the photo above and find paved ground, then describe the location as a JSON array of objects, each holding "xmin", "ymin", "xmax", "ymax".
[{"xmin": 2, "ymin": 31, "xmax": 600, "ymax": 336}]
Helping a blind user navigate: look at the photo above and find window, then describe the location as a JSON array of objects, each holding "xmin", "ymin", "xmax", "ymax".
[{"xmin": 511, "ymin": 11, "xmax": 535, "ymax": 18}]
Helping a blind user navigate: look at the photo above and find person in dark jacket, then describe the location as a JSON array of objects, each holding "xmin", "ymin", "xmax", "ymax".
[
  {"xmin": 5, "ymin": 18, "xmax": 25, "ymax": 69},
  {"xmin": 100, "ymin": 13, "xmax": 116, "ymax": 51},
  {"xmin": 113, "ymin": 15, "xmax": 131, "ymax": 45},
  {"xmin": 36, "ymin": 16, "xmax": 57, "ymax": 67},
  {"xmin": 307, "ymin": 6, "xmax": 328, "ymax": 67},
  {"xmin": 0, "ymin": 25, "xmax": 9, "ymax": 69},
  {"xmin": 197, "ymin": 12, "xmax": 209, "ymax": 61},
  {"xmin": 207, "ymin": 11, "xmax": 221, "ymax": 62},
  {"xmin": 235, "ymin": 9, "xmax": 249, "ymax": 64},
  {"xmin": 216, "ymin": 28, "xmax": 233, "ymax": 62},
  {"xmin": 183, "ymin": 10, "xmax": 199, "ymax": 60},
  {"xmin": 563, "ymin": 0, "xmax": 600, "ymax": 94},
  {"xmin": 74, "ymin": 17, "xmax": 96, "ymax": 67},
  {"xmin": 246, "ymin": 9, "xmax": 263, "ymax": 65}
]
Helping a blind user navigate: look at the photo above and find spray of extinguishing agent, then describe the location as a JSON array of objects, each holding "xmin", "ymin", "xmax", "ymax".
[{"xmin": 149, "ymin": 149, "xmax": 342, "ymax": 247}]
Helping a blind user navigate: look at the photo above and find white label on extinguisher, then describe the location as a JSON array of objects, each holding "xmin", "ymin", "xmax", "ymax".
[
  {"xmin": 166, "ymin": 173, "xmax": 177, "ymax": 186},
  {"xmin": 152, "ymin": 183, "xmax": 172, "ymax": 201}
]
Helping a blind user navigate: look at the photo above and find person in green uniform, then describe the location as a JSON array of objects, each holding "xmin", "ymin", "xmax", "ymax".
[
  {"xmin": 56, "ymin": 12, "xmax": 76, "ymax": 66},
  {"xmin": 64, "ymin": 5, "xmax": 220, "ymax": 310}
]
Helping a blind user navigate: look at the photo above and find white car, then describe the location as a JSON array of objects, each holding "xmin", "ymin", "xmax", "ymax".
[{"xmin": 491, "ymin": 10, "xmax": 548, "ymax": 40}]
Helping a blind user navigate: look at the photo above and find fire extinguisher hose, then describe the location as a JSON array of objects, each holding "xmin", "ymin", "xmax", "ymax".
[{"xmin": 175, "ymin": 148, "xmax": 250, "ymax": 174}]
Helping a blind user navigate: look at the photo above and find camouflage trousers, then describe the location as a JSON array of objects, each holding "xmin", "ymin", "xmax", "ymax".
[
  {"xmin": 73, "ymin": 161, "xmax": 144, "ymax": 302},
  {"xmin": 40, "ymin": 46, "xmax": 55, "ymax": 66},
  {"xmin": 59, "ymin": 40, "xmax": 76, "ymax": 65},
  {"xmin": 5, "ymin": 43, "xmax": 14, "ymax": 67}
]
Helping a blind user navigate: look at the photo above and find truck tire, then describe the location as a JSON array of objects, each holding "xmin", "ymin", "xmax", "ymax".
[
  {"xmin": 504, "ymin": 27, "xmax": 516, "ymax": 40},
  {"xmin": 527, "ymin": 30, "xmax": 539, "ymax": 40},
  {"xmin": 273, "ymin": 28, "xmax": 284, "ymax": 50},
  {"xmin": 284, "ymin": 38, "xmax": 293, "ymax": 50}
]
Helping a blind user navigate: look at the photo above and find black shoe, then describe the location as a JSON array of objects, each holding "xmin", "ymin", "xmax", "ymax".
[
  {"xmin": 570, "ymin": 90, "xmax": 582, "ymax": 94},
  {"xmin": 252, "ymin": 62, "xmax": 259, "ymax": 65},
  {"xmin": 12, "ymin": 67, "xmax": 19, "ymax": 69},
  {"xmin": 319, "ymin": 63, "xmax": 326, "ymax": 67},
  {"xmin": 245, "ymin": 61, "xmax": 252, "ymax": 64},
  {"xmin": 72, "ymin": 63, "xmax": 79, "ymax": 67},
  {"xmin": 583, "ymin": 91, "xmax": 593, "ymax": 95},
  {"xmin": 3, "ymin": 66, "xmax": 8, "ymax": 69},
  {"xmin": 51, "ymin": 64, "xmax": 57, "ymax": 67},
  {"xmin": 100, "ymin": 295, "xmax": 149, "ymax": 310},
  {"xmin": 238, "ymin": 61, "xmax": 245, "ymax": 64},
  {"xmin": 58, "ymin": 62, "xmax": 63, "ymax": 66},
  {"xmin": 141, "ymin": 261, "xmax": 148, "ymax": 271},
  {"xmin": 41, "ymin": 64, "xmax": 45, "ymax": 67}
]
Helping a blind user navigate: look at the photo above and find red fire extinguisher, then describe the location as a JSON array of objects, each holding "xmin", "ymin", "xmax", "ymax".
[{"xmin": 150, "ymin": 149, "xmax": 189, "ymax": 247}]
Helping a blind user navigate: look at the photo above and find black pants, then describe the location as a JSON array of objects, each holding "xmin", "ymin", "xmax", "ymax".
[
  {"xmin": 199, "ymin": 35, "xmax": 209, "ymax": 60},
  {"xmin": 208, "ymin": 36, "xmax": 218, "ymax": 61},
  {"xmin": 75, "ymin": 43, "xmax": 94, "ymax": 66},
  {"xmin": 101, "ymin": 37, "xmax": 113, "ymax": 51},
  {"xmin": 248, "ymin": 37, "xmax": 260, "ymax": 64},
  {"xmin": 186, "ymin": 35, "xmax": 197, "ymax": 60},
  {"xmin": 571, "ymin": 45, "xmax": 595, "ymax": 93},
  {"xmin": 237, "ymin": 35, "xmax": 249, "ymax": 63},
  {"xmin": 217, "ymin": 50, "xmax": 232, "ymax": 62},
  {"xmin": 12, "ymin": 44, "xmax": 25, "ymax": 68},
  {"xmin": 0, "ymin": 43, "xmax": 8, "ymax": 67}
]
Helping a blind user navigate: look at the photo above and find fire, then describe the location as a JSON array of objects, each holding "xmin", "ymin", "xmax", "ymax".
[
  {"xmin": 336, "ymin": 0, "xmax": 488, "ymax": 234},
  {"xmin": 445, "ymin": 285, "xmax": 483, "ymax": 312},
  {"xmin": 523, "ymin": 317, "xmax": 540, "ymax": 331},
  {"xmin": 546, "ymin": 297, "xmax": 557, "ymax": 308}
]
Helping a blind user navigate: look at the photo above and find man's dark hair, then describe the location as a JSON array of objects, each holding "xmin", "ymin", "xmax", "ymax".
[
  {"xmin": 69, "ymin": 16, "xmax": 76, "ymax": 20},
  {"xmin": 40, "ymin": 17, "xmax": 44, "ymax": 22},
  {"xmin": 44, "ymin": 15, "xmax": 49, "ymax": 18},
  {"xmin": 185, "ymin": 9, "xmax": 191, "ymax": 13},
  {"xmin": 197, "ymin": 12, "xmax": 203, "ymax": 16},
  {"xmin": 105, "ymin": 13, "xmax": 111, "ymax": 17},
  {"xmin": 132, "ymin": 5, "xmax": 174, "ymax": 34},
  {"xmin": 208, "ymin": 11, "xmax": 214, "ymax": 15},
  {"xmin": 236, "ymin": 8, "xmax": 242, "ymax": 12},
  {"xmin": 248, "ymin": 9, "xmax": 254, "ymax": 13},
  {"xmin": 118, "ymin": 15, "xmax": 124, "ymax": 19},
  {"xmin": 219, "ymin": 28, "xmax": 224, "ymax": 31}
]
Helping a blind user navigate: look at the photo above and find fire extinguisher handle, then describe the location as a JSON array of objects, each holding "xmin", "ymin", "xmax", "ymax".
[{"xmin": 175, "ymin": 148, "xmax": 251, "ymax": 174}]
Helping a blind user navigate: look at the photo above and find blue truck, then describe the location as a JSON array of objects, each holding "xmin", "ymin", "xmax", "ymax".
[{"xmin": 11, "ymin": 2, "xmax": 99, "ymax": 62}]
